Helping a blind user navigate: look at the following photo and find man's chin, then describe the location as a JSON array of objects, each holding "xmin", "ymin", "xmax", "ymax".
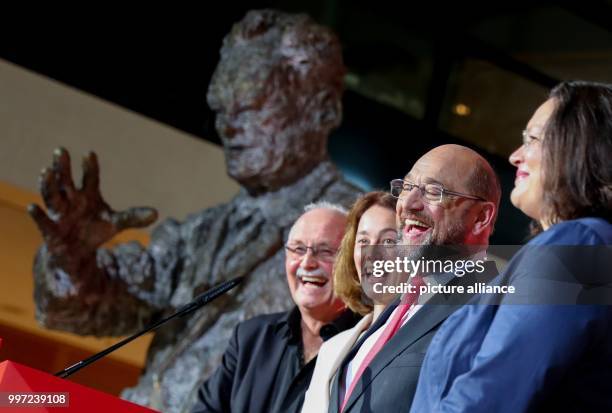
[
  {"xmin": 295, "ymin": 290, "xmax": 334, "ymax": 309},
  {"xmin": 227, "ymin": 157, "xmax": 279, "ymax": 182},
  {"xmin": 227, "ymin": 160, "xmax": 257, "ymax": 178},
  {"xmin": 227, "ymin": 164, "xmax": 266, "ymax": 187},
  {"xmin": 402, "ymin": 230, "xmax": 434, "ymax": 246}
]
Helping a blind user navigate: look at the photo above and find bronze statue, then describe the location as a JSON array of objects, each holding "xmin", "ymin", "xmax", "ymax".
[{"xmin": 29, "ymin": 9, "xmax": 360, "ymax": 413}]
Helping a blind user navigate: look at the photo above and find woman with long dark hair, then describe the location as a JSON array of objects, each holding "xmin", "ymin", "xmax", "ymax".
[{"xmin": 410, "ymin": 81, "xmax": 612, "ymax": 413}]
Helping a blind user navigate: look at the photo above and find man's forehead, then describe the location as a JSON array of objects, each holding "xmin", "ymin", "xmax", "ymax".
[
  {"xmin": 288, "ymin": 227, "xmax": 342, "ymax": 245},
  {"xmin": 288, "ymin": 210, "xmax": 346, "ymax": 242},
  {"xmin": 405, "ymin": 157, "xmax": 456, "ymax": 187},
  {"xmin": 209, "ymin": 48, "xmax": 276, "ymax": 101}
]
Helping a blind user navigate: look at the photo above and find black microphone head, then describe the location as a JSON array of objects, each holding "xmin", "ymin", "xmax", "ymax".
[{"xmin": 197, "ymin": 276, "xmax": 245, "ymax": 305}]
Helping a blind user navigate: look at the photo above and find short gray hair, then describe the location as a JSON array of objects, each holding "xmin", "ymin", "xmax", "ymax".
[
  {"xmin": 303, "ymin": 201, "xmax": 348, "ymax": 215},
  {"xmin": 287, "ymin": 201, "xmax": 348, "ymax": 240}
]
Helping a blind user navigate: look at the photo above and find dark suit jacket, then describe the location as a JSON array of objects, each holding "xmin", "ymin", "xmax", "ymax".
[
  {"xmin": 328, "ymin": 263, "xmax": 498, "ymax": 413},
  {"xmin": 192, "ymin": 307, "xmax": 359, "ymax": 413}
]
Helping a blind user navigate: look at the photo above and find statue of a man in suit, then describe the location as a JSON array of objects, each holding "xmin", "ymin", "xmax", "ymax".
[{"xmin": 29, "ymin": 9, "xmax": 359, "ymax": 412}]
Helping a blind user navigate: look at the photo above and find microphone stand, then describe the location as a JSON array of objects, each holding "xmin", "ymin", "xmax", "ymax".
[{"xmin": 55, "ymin": 276, "xmax": 244, "ymax": 379}]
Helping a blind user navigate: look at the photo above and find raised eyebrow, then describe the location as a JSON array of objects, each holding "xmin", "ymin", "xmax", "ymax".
[{"xmin": 379, "ymin": 228, "xmax": 398, "ymax": 235}]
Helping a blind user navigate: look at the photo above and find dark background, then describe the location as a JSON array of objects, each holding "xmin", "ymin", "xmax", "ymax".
[{"xmin": 2, "ymin": 1, "xmax": 611, "ymax": 243}]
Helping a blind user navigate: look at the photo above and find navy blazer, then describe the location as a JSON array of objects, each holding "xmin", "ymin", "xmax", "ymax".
[{"xmin": 411, "ymin": 218, "xmax": 612, "ymax": 413}]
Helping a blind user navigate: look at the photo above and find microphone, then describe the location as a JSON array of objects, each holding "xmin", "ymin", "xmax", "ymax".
[{"xmin": 55, "ymin": 276, "xmax": 244, "ymax": 379}]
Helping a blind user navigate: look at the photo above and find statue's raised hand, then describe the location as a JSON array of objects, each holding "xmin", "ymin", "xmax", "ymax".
[{"xmin": 28, "ymin": 148, "xmax": 158, "ymax": 256}]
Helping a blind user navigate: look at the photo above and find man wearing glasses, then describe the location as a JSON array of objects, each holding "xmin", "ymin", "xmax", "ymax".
[
  {"xmin": 391, "ymin": 145, "xmax": 497, "ymax": 247},
  {"xmin": 328, "ymin": 144, "xmax": 501, "ymax": 413},
  {"xmin": 193, "ymin": 202, "xmax": 360, "ymax": 413}
]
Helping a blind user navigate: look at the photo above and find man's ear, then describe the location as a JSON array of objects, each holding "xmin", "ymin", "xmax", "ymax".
[
  {"xmin": 473, "ymin": 202, "xmax": 496, "ymax": 236},
  {"xmin": 306, "ymin": 90, "xmax": 342, "ymax": 131}
]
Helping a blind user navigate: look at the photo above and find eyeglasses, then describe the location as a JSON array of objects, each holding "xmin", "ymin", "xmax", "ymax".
[
  {"xmin": 522, "ymin": 129, "xmax": 542, "ymax": 147},
  {"xmin": 284, "ymin": 244, "xmax": 337, "ymax": 262},
  {"xmin": 390, "ymin": 179, "xmax": 486, "ymax": 204}
]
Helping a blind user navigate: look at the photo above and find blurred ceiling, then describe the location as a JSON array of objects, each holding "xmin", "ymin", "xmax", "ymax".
[{"xmin": 1, "ymin": 0, "xmax": 611, "ymax": 243}]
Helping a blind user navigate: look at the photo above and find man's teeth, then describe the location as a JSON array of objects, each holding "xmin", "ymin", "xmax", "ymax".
[
  {"xmin": 405, "ymin": 219, "xmax": 430, "ymax": 228},
  {"xmin": 300, "ymin": 276, "xmax": 327, "ymax": 284}
]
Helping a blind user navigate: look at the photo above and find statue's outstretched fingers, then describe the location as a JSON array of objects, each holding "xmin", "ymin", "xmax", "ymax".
[
  {"xmin": 39, "ymin": 167, "xmax": 67, "ymax": 216},
  {"xmin": 27, "ymin": 203, "xmax": 57, "ymax": 238},
  {"xmin": 81, "ymin": 152, "xmax": 101, "ymax": 197},
  {"xmin": 53, "ymin": 147, "xmax": 76, "ymax": 201},
  {"xmin": 113, "ymin": 207, "xmax": 159, "ymax": 231}
]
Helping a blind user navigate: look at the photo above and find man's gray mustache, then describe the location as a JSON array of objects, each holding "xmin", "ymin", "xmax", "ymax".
[{"xmin": 296, "ymin": 267, "xmax": 328, "ymax": 279}]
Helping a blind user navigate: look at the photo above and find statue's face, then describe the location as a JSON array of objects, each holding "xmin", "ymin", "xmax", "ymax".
[
  {"xmin": 211, "ymin": 82, "xmax": 299, "ymax": 183},
  {"xmin": 207, "ymin": 46, "xmax": 328, "ymax": 192}
]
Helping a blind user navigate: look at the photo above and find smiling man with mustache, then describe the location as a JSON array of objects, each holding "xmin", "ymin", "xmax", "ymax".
[
  {"xmin": 327, "ymin": 144, "xmax": 501, "ymax": 413},
  {"xmin": 193, "ymin": 202, "xmax": 360, "ymax": 413}
]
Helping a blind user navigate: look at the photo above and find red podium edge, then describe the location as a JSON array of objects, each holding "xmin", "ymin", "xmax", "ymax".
[{"xmin": 0, "ymin": 360, "xmax": 159, "ymax": 412}]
